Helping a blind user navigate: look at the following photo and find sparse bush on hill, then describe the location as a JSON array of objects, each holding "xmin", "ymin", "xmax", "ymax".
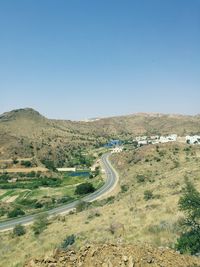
[
  {"xmin": 8, "ymin": 208, "xmax": 25, "ymax": 218},
  {"xmin": 76, "ymin": 201, "xmax": 90, "ymax": 212},
  {"xmin": 41, "ymin": 159, "xmax": 56, "ymax": 171},
  {"xmin": 173, "ymin": 160, "xmax": 180, "ymax": 168},
  {"xmin": 108, "ymin": 222, "xmax": 125, "ymax": 235},
  {"xmin": 121, "ymin": 184, "xmax": 129, "ymax": 193},
  {"xmin": 144, "ymin": 190, "xmax": 154, "ymax": 201},
  {"xmin": 0, "ymin": 208, "xmax": 6, "ymax": 217},
  {"xmin": 13, "ymin": 224, "xmax": 26, "ymax": 236},
  {"xmin": 60, "ymin": 234, "xmax": 76, "ymax": 250},
  {"xmin": 136, "ymin": 174, "xmax": 146, "ymax": 183},
  {"xmin": 21, "ymin": 160, "xmax": 32, "ymax": 167},
  {"xmin": 32, "ymin": 213, "xmax": 48, "ymax": 235},
  {"xmin": 176, "ymin": 180, "xmax": 200, "ymax": 255},
  {"xmin": 12, "ymin": 158, "xmax": 19, "ymax": 164},
  {"xmin": 57, "ymin": 196, "xmax": 74, "ymax": 204},
  {"xmin": 34, "ymin": 202, "xmax": 43, "ymax": 209}
]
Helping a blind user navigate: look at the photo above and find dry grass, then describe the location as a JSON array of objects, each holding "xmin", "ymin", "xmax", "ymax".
[{"xmin": 1, "ymin": 142, "xmax": 200, "ymax": 266}]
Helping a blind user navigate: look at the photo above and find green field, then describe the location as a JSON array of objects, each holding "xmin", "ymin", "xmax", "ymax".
[{"xmin": 0, "ymin": 171, "xmax": 104, "ymax": 221}]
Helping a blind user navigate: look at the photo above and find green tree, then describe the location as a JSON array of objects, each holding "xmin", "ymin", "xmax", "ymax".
[
  {"xmin": 8, "ymin": 208, "xmax": 25, "ymax": 218},
  {"xmin": 41, "ymin": 159, "xmax": 56, "ymax": 171},
  {"xmin": 32, "ymin": 213, "xmax": 48, "ymax": 235},
  {"xmin": 176, "ymin": 180, "xmax": 200, "ymax": 254},
  {"xmin": 75, "ymin": 183, "xmax": 95, "ymax": 195},
  {"xmin": 13, "ymin": 224, "xmax": 26, "ymax": 236},
  {"xmin": 21, "ymin": 161, "xmax": 32, "ymax": 167}
]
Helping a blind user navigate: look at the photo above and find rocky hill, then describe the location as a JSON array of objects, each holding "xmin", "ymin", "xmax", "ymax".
[
  {"xmin": 0, "ymin": 108, "xmax": 106, "ymax": 166},
  {"xmin": 25, "ymin": 243, "xmax": 200, "ymax": 267},
  {"xmin": 1, "ymin": 108, "xmax": 200, "ymax": 166}
]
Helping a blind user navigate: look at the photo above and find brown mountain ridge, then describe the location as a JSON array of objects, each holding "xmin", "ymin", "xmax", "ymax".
[{"xmin": 0, "ymin": 108, "xmax": 200, "ymax": 164}]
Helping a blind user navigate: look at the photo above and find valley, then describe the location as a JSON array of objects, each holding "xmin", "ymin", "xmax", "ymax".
[{"xmin": 1, "ymin": 109, "xmax": 200, "ymax": 266}]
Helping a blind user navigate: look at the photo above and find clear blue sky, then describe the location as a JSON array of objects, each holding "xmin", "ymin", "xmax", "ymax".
[{"xmin": 0, "ymin": 0, "xmax": 199, "ymax": 120}]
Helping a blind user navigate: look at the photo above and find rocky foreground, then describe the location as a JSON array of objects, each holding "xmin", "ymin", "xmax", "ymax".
[{"xmin": 25, "ymin": 243, "xmax": 200, "ymax": 267}]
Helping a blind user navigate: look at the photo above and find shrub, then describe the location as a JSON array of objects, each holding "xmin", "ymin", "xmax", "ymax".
[
  {"xmin": 158, "ymin": 151, "xmax": 165, "ymax": 157},
  {"xmin": 34, "ymin": 202, "xmax": 43, "ymax": 209},
  {"xmin": 75, "ymin": 182, "xmax": 95, "ymax": 195},
  {"xmin": 176, "ymin": 180, "xmax": 200, "ymax": 255},
  {"xmin": 8, "ymin": 208, "xmax": 25, "ymax": 218},
  {"xmin": 12, "ymin": 159, "xmax": 19, "ymax": 164},
  {"xmin": 136, "ymin": 174, "xmax": 145, "ymax": 183},
  {"xmin": 121, "ymin": 184, "xmax": 129, "ymax": 193},
  {"xmin": 13, "ymin": 224, "xmax": 26, "ymax": 236},
  {"xmin": 0, "ymin": 208, "xmax": 6, "ymax": 217},
  {"xmin": 144, "ymin": 190, "xmax": 154, "ymax": 201},
  {"xmin": 41, "ymin": 159, "xmax": 56, "ymax": 171},
  {"xmin": 60, "ymin": 234, "xmax": 75, "ymax": 250},
  {"xmin": 32, "ymin": 213, "xmax": 48, "ymax": 235},
  {"xmin": 76, "ymin": 201, "xmax": 90, "ymax": 212},
  {"xmin": 21, "ymin": 161, "xmax": 32, "ymax": 167},
  {"xmin": 87, "ymin": 209, "xmax": 101, "ymax": 219},
  {"xmin": 176, "ymin": 230, "xmax": 200, "ymax": 254},
  {"xmin": 57, "ymin": 196, "xmax": 74, "ymax": 204},
  {"xmin": 27, "ymin": 171, "xmax": 36, "ymax": 178},
  {"xmin": 108, "ymin": 222, "xmax": 125, "ymax": 235},
  {"xmin": 105, "ymin": 196, "xmax": 115, "ymax": 204},
  {"xmin": 18, "ymin": 198, "xmax": 36, "ymax": 206}
]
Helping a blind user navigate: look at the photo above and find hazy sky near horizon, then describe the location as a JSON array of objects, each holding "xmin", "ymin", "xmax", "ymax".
[{"xmin": 0, "ymin": 0, "xmax": 200, "ymax": 120}]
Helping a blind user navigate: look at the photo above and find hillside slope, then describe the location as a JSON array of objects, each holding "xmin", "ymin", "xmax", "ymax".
[
  {"xmin": 1, "ymin": 108, "xmax": 200, "ymax": 166},
  {"xmin": 1, "ymin": 142, "xmax": 200, "ymax": 267},
  {"xmin": 0, "ymin": 108, "xmax": 106, "ymax": 165}
]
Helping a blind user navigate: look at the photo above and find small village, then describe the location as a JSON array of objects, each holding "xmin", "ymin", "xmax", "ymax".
[
  {"xmin": 111, "ymin": 134, "xmax": 200, "ymax": 153},
  {"xmin": 134, "ymin": 134, "xmax": 200, "ymax": 146}
]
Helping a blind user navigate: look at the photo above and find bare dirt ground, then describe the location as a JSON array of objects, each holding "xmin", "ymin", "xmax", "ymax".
[
  {"xmin": 24, "ymin": 243, "xmax": 200, "ymax": 267},
  {"xmin": 2, "ymin": 194, "xmax": 19, "ymax": 203}
]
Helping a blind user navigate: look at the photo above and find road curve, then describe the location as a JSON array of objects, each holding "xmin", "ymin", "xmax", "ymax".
[{"xmin": 0, "ymin": 152, "xmax": 119, "ymax": 231}]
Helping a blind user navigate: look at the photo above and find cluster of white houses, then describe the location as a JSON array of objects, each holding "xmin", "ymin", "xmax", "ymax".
[
  {"xmin": 186, "ymin": 135, "xmax": 200, "ymax": 145},
  {"xmin": 133, "ymin": 134, "xmax": 200, "ymax": 146},
  {"xmin": 110, "ymin": 134, "xmax": 200, "ymax": 154},
  {"xmin": 134, "ymin": 134, "xmax": 178, "ymax": 146}
]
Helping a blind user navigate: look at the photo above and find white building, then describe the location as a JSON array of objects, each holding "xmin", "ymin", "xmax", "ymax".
[
  {"xmin": 136, "ymin": 136, "xmax": 147, "ymax": 142},
  {"xmin": 159, "ymin": 134, "xmax": 177, "ymax": 143},
  {"xmin": 150, "ymin": 135, "xmax": 159, "ymax": 140},
  {"xmin": 57, "ymin": 167, "xmax": 76, "ymax": 172},
  {"xmin": 149, "ymin": 135, "xmax": 160, "ymax": 145},
  {"xmin": 138, "ymin": 140, "xmax": 148, "ymax": 146},
  {"xmin": 111, "ymin": 147, "xmax": 123, "ymax": 153},
  {"xmin": 186, "ymin": 135, "xmax": 200, "ymax": 145}
]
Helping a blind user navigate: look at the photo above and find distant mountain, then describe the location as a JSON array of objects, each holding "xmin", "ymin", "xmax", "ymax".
[
  {"xmin": 0, "ymin": 108, "xmax": 200, "ymax": 164},
  {"xmin": 0, "ymin": 108, "xmax": 47, "ymax": 124}
]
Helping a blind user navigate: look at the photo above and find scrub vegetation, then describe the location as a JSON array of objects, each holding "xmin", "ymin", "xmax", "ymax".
[{"xmin": 1, "ymin": 142, "xmax": 200, "ymax": 266}]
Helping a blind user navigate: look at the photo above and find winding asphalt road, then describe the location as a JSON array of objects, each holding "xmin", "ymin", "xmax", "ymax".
[{"xmin": 0, "ymin": 152, "xmax": 119, "ymax": 231}]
